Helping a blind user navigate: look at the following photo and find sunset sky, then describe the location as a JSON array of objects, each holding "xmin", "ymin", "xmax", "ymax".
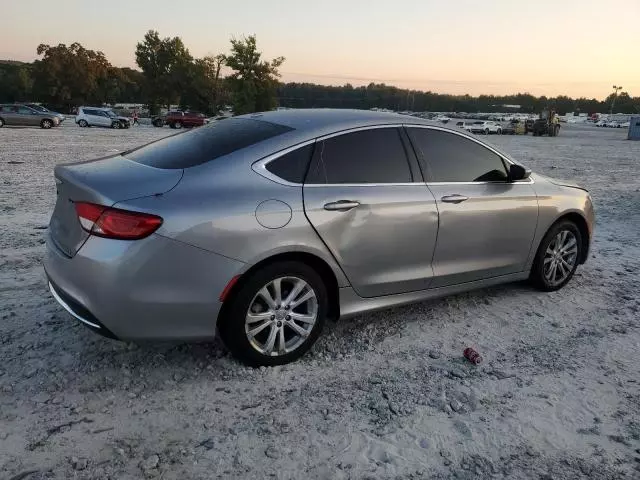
[{"xmin": 3, "ymin": 0, "xmax": 639, "ymax": 98}]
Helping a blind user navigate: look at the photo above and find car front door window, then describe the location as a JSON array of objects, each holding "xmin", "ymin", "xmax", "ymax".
[{"xmin": 407, "ymin": 128, "xmax": 508, "ymax": 183}]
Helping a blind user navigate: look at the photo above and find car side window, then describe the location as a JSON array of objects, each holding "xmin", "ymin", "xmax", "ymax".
[
  {"xmin": 265, "ymin": 143, "xmax": 314, "ymax": 184},
  {"xmin": 407, "ymin": 128, "xmax": 508, "ymax": 183},
  {"xmin": 306, "ymin": 128, "xmax": 412, "ymax": 184},
  {"xmin": 17, "ymin": 106, "xmax": 33, "ymax": 114}
]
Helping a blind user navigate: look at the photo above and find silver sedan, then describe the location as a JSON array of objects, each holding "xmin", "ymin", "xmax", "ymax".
[{"xmin": 45, "ymin": 109, "xmax": 594, "ymax": 366}]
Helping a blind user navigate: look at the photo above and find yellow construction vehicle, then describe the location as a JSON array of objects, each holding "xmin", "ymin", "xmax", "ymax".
[{"xmin": 532, "ymin": 109, "xmax": 560, "ymax": 137}]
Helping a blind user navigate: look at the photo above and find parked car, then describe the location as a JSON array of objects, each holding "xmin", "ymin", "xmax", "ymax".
[
  {"xmin": 0, "ymin": 104, "xmax": 62, "ymax": 129},
  {"xmin": 152, "ymin": 111, "xmax": 208, "ymax": 129},
  {"xmin": 76, "ymin": 107, "xmax": 131, "ymax": 129},
  {"xmin": 45, "ymin": 110, "xmax": 594, "ymax": 366},
  {"xmin": 465, "ymin": 121, "xmax": 502, "ymax": 135},
  {"xmin": 25, "ymin": 104, "xmax": 66, "ymax": 123},
  {"xmin": 501, "ymin": 119, "xmax": 525, "ymax": 135}
]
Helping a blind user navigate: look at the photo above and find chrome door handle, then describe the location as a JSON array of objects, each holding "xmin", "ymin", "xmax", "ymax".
[
  {"xmin": 441, "ymin": 194, "xmax": 469, "ymax": 204},
  {"xmin": 323, "ymin": 200, "xmax": 360, "ymax": 211}
]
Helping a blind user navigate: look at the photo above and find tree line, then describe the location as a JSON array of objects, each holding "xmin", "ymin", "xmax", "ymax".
[
  {"xmin": 0, "ymin": 31, "xmax": 283, "ymax": 116},
  {"xmin": 277, "ymin": 83, "xmax": 640, "ymax": 115},
  {"xmin": 1, "ymin": 31, "xmax": 639, "ymax": 115}
]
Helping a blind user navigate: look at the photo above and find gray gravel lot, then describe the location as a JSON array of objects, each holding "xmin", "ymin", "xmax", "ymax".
[{"xmin": 1, "ymin": 122, "xmax": 639, "ymax": 479}]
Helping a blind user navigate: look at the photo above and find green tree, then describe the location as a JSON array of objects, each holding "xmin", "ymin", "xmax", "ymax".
[
  {"xmin": 32, "ymin": 42, "xmax": 111, "ymax": 109},
  {"xmin": 135, "ymin": 30, "xmax": 194, "ymax": 113},
  {"xmin": 0, "ymin": 62, "xmax": 33, "ymax": 102},
  {"xmin": 182, "ymin": 54, "xmax": 227, "ymax": 114},
  {"xmin": 225, "ymin": 35, "xmax": 284, "ymax": 114}
]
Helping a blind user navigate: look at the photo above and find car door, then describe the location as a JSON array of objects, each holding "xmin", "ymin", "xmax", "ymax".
[
  {"xmin": 16, "ymin": 106, "xmax": 39, "ymax": 126},
  {"xmin": 82, "ymin": 109, "xmax": 96, "ymax": 126},
  {"xmin": 303, "ymin": 126, "xmax": 439, "ymax": 298},
  {"xmin": 0, "ymin": 106, "xmax": 19, "ymax": 124},
  {"xmin": 406, "ymin": 126, "xmax": 538, "ymax": 287},
  {"xmin": 98, "ymin": 111, "xmax": 113, "ymax": 127}
]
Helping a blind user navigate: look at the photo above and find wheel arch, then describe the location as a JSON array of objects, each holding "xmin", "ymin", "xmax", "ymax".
[
  {"xmin": 219, "ymin": 251, "xmax": 341, "ymax": 322},
  {"xmin": 539, "ymin": 212, "xmax": 590, "ymax": 264}
]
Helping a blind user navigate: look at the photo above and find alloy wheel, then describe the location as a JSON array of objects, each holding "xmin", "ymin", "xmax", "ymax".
[
  {"xmin": 245, "ymin": 276, "xmax": 318, "ymax": 356},
  {"xmin": 543, "ymin": 230, "xmax": 578, "ymax": 287}
]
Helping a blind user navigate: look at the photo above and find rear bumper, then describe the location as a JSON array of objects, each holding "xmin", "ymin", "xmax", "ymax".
[
  {"xmin": 48, "ymin": 280, "xmax": 118, "ymax": 339},
  {"xmin": 44, "ymin": 231, "xmax": 245, "ymax": 341}
]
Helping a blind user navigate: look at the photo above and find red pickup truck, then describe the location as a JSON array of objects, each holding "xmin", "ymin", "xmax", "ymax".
[{"xmin": 152, "ymin": 111, "xmax": 208, "ymax": 129}]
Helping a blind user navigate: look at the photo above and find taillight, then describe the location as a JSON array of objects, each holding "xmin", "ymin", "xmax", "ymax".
[{"xmin": 75, "ymin": 202, "xmax": 162, "ymax": 240}]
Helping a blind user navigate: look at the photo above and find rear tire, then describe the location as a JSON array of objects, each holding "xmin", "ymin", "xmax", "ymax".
[
  {"xmin": 78, "ymin": 119, "xmax": 88, "ymax": 127},
  {"xmin": 0, "ymin": 117, "xmax": 4, "ymax": 128},
  {"xmin": 530, "ymin": 220, "xmax": 582, "ymax": 292},
  {"xmin": 497, "ymin": 128, "xmax": 502, "ymax": 135},
  {"xmin": 41, "ymin": 119, "xmax": 53, "ymax": 129},
  {"xmin": 484, "ymin": 128, "xmax": 489, "ymax": 135},
  {"xmin": 218, "ymin": 261, "xmax": 327, "ymax": 366}
]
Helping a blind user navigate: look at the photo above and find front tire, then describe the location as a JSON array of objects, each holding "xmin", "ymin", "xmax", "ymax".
[
  {"xmin": 41, "ymin": 119, "xmax": 53, "ymax": 129},
  {"xmin": 0, "ymin": 117, "xmax": 4, "ymax": 128},
  {"xmin": 174, "ymin": 121, "xmax": 183, "ymax": 129},
  {"xmin": 484, "ymin": 128, "xmax": 489, "ymax": 135},
  {"xmin": 219, "ymin": 261, "xmax": 328, "ymax": 366},
  {"xmin": 530, "ymin": 220, "xmax": 582, "ymax": 291},
  {"xmin": 111, "ymin": 121, "xmax": 120, "ymax": 129}
]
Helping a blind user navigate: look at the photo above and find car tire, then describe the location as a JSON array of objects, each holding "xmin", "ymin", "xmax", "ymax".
[
  {"xmin": 111, "ymin": 121, "xmax": 120, "ymax": 129},
  {"xmin": 484, "ymin": 128, "xmax": 489, "ymax": 135},
  {"xmin": 41, "ymin": 119, "xmax": 53, "ymax": 129},
  {"xmin": 0, "ymin": 117, "xmax": 4, "ymax": 128},
  {"xmin": 218, "ymin": 261, "xmax": 328, "ymax": 367},
  {"xmin": 497, "ymin": 128, "xmax": 502, "ymax": 135},
  {"xmin": 78, "ymin": 119, "xmax": 88, "ymax": 127},
  {"xmin": 530, "ymin": 220, "xmax": 582, "ymax": 292},
  {"xmin": 174, "ymin": 121, "xmax": 183, "ymax": 129},
  {"xmin": 152, "ymin": 119, "xmax": 164, "ymax": 127}
]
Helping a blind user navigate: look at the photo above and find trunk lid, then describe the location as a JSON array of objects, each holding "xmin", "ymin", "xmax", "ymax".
[{"xmin": 49, "ymin": 155, "xmax": 182, "ymax": 257}]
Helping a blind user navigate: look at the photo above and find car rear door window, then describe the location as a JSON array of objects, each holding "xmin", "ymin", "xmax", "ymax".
[
  {"xmin": 265, "ymin": 143, "xmax": 314, "ymax": 183},
  {"xmin": 125, "ymin": 118, "xmax": 294, "ymax": 169},
  {"xmin": 407, "ymin": 128, "xmax": 508, "ymax": 182},
  {"xmin": 306, "ymin": 128, "xmax": 412, "ymax": 184}
]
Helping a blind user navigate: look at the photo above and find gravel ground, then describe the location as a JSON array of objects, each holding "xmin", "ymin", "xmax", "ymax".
[{"xmin": 1, "ymin": 122, "xmax": 639, "ymax": 479}]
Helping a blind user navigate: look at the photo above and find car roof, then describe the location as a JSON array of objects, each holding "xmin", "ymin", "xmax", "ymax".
[{"xmin": 236, "ymin": 108, "xmax": 462, "ymax": 139}]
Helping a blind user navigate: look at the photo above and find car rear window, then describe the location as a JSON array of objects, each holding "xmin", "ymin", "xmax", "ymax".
[{"xmin": 124, "ymin": 118, "xmax": 294, "ymax": 169}]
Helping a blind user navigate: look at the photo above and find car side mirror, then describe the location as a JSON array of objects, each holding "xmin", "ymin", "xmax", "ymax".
[{"xmin": 509, "ymin": 163, "xmax": 531, "ymax": 181}]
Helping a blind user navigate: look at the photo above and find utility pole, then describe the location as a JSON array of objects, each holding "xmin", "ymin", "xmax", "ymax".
[{"xmin": 610, "ymin": 85, "xmax": 622, "ymax": 114}]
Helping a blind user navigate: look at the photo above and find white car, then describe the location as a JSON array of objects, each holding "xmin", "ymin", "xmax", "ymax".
[
  {"xmin": 464, "ymin": 121, "xmax": 502, "ymax": 135},
  {"xmin": 76, "ymin": 107, "xmax": 131, "ymax": 129}
]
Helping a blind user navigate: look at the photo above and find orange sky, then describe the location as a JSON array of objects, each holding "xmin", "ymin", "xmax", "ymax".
[{"xmin": 2, "ymin": 0, "xmax": 639, "ymax": 98}]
